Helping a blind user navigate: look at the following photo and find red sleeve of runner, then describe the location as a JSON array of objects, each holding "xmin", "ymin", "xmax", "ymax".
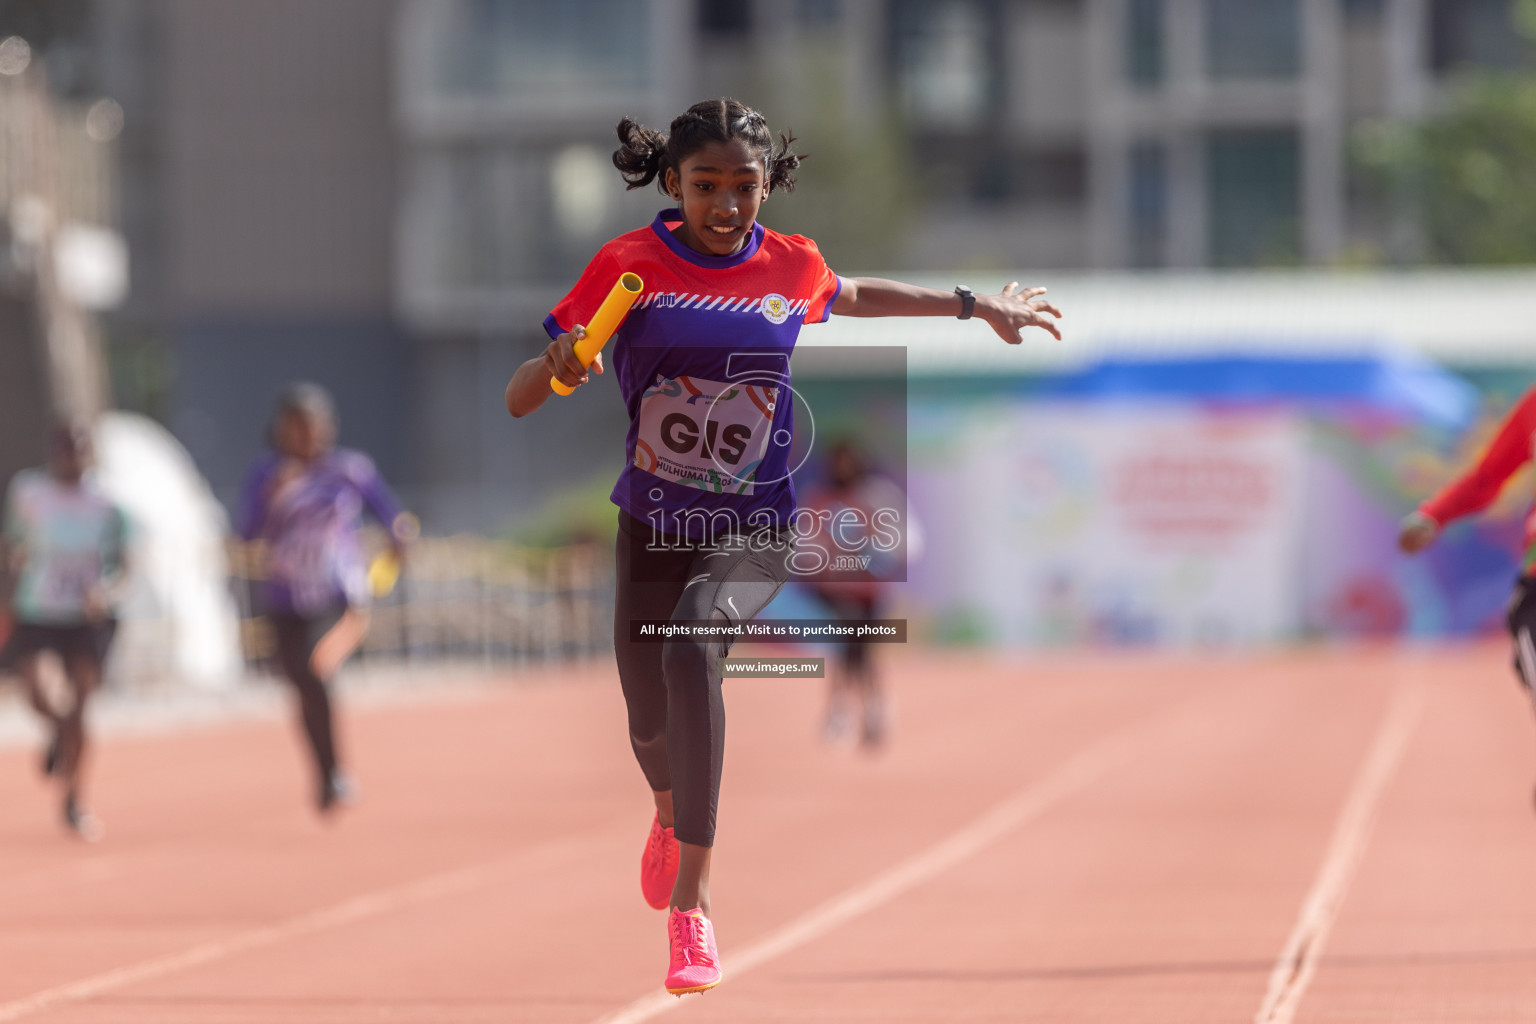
[
  {"xmin": 544, "ymin": 246, "xmax": 623, "ymax": 340},
  {"xmin": 796, "ymin": 237, "xmax": 842, "ymax": 325},
  {"xmin": 1420, "ymin": 389, "xmax": 1536, "ymax": 526}
]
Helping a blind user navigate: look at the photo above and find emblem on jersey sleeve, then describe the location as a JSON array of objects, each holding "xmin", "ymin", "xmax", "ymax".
[{"xmin": 761, "ymin": 293, "xmax": 791, "ymax": 325}]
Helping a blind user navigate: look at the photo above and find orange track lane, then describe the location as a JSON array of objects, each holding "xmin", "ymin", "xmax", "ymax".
[{"xmin": 0, "ymin": 644, "xmax": 1531, "ymax": 1022}]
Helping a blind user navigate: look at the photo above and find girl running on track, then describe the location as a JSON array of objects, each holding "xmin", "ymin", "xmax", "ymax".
[
  {"xmin": 237, "ymin": 383, "xmax": 414, "ymax": 814},
  {"xmin": 505, "ymin": 97, "xmax": 1061, "ymax": 996},
  {"xmin": 1, "ymin": 423, "xmax": 129, "ymax": 841},
  {"xmin": 1400, "ymin": 384, "xmax": 1536, "ymax": 803}
]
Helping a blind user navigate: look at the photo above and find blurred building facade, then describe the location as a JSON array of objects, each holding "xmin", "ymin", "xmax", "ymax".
[
  {"xmin": 134, "ymin": 1, "xmax": 408, "ymax": 522},
  {"xmin": 5, "ymin": 0, "xmax": 1531, "ymax": 533},
  {"xmin": 0, "ymin": 34, "xmax": 119, "ymax": 488},
  {"xmin": 393, "ymin": 0, "xmax": 1536, "ymax": 296},
  {"xmin": 390, "ymin": 0, "xmax": 1532, "ymax": 529}
]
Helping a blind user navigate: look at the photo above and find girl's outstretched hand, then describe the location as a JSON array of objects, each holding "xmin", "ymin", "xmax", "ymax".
[
  {"xmin": 1397, "ymin": 511, "xmax": 1439, "ymax": 554},
  {"xmin": 979, "ymin": 282, "xmax": 1062, "ymax": 344}
]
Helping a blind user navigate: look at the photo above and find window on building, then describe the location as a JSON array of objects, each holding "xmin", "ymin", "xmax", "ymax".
[
  {"xmin": 1430, "ymin": 0, "xmax": 1529, "ymax": 73},
  {"xmin": 1128, "ymin": 140, "xmax": 1166, "ymax": 268},
  {"xmin": 1125, "ymin": 0, "xmax": 1164, "ymax": 89},
  {"xmin": 927, "ymin": 142, "xmax": 1087, "ymax": 205},
  {"xmin": 890, "ymin": 0, "xmax": 1000, "ymax": 129},
  {"xmin": 409, "ymin": 142, "xmax": 636, "ymax": 292},
  {"xmin": 433, "ymin": 0, "xmax": 654, "ymax": 97},
  {"xmin": 697, "ymin": 0, "xmax": 752, "ymax": 35},
  {"xmin": 1019, "ymin": 148, "xmax": 1088, "ymax": 205},
  {"xmin": 796, "ymin": 0, "xmax": 842, "ymax": 28},
  {"xmin": 1206, "ymin": 130, "xmax": 1300, "ymax": 267},
  {"xmin": 1205, "ymin": 0, "xmax": 1300, "ymax": 79}
]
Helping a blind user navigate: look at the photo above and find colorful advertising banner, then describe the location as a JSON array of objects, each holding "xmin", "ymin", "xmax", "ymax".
[
  {"xmin": 903, "ymin": 355, "xmax": 1526, "ymax": 647},
  {"xmin": 911, "ymin": 404, "xmax": 1306, "ymax": 646}
]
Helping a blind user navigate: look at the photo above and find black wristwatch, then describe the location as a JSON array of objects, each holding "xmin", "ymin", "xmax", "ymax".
[{"xmin": 954, "ymin": 285, "xmax": 975, "ymax": 320}]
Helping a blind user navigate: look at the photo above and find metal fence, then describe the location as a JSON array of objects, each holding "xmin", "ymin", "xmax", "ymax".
[{"xmin": 229, "ymin": 534, "xmax": 615, "ymax": 673}]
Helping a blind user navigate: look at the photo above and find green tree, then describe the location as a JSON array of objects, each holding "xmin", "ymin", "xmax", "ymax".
[
  {"xmin": 752, "ymin": 44, "xmax": 916, "ymax": 271},
  {"xmin": 1354, "ymin": 1, "xmax": 1536, "ymax": 264}
]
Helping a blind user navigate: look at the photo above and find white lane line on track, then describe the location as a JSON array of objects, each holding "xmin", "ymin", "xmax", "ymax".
[
  {"xmin": 0, "ymin": 832, "xmax": 598, "ymax": 1022},
  {"xmin": 1254, "ymin": 675, "xmax": 1427, "ymax": 1024},
  {"xmin": 591, "ymin": 694, "xmax": 1210, "ymax": 1024}
]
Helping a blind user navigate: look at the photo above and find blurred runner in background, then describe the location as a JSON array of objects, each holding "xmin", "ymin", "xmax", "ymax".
[
  {"xmin": 1400, "ymin": 385, "xmax": 1536, "ymax": 805},
  {"xmin": 237, "ymin": 383, "xmax": 414, "ymax": 815},
  {"xmin": 1, "ymin": 423, "xmax": 129, "ymax": 841},
  {"xmin": 801, "ymin": 440, "xmax": 914, "ymax": 750}
]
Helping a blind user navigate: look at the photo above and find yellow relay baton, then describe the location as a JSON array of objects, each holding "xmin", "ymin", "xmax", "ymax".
[
  {"xmin": 368, "ymin": 551, "xmax": 400, "ymax": 598},
  {"xmin": 551, "ymin": 272, "xmax": 644, "ymax": 396}
]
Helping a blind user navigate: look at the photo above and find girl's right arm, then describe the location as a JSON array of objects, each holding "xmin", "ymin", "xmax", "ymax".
[{"xmin": 505, "ymin": 327, "xmax": 603, "ymax": 418}]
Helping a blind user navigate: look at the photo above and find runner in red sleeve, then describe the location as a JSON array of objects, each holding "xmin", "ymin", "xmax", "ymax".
[
  {"xmin": 1400, "ymin": 386, "xmax": 1536, "ymax": 803},
  {"xmin": 505, "ymin": 97, "xmax": 1062, "ymax": 997}
]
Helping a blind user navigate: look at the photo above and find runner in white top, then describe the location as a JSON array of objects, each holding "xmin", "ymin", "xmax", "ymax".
[{"xmin": 1, "ymin": 423, "xmax": 129, "ymax": 841}]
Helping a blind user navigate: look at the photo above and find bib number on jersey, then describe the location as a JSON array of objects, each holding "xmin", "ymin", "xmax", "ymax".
[
  {"xmin": 36, "ymin": 551, "xmax": 102, "ymax": 612},
  {"xmin": 634, "ymin": 376, "xmax": 778, "ymax": 494}
]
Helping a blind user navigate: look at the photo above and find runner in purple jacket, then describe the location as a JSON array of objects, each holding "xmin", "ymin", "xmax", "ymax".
[{"xmin": 237, "ymin": 383, "xmax": 414, "ymax": 813}]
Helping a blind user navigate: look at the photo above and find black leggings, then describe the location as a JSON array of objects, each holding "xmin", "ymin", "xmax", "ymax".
[
  {"xmin": 9, "ymin": 620, "xmax": 117, "ymax": 787},
  {"xmin": 614, "ymin": 511, "xmax": 793, "ymax": 847},
  {"xmin": 269, "ymin": 609, "xmax": 347, "ymax": 786}
]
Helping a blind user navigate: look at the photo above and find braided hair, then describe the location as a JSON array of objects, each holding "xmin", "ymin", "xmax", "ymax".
[{"xmin": 612, "ymin": 97, "xmax": 802, "ymax": 196}]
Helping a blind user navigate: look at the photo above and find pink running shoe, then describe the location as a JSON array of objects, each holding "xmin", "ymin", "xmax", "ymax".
[
  {"xmin": 640, "ymin": 814, "xmax": 679, "ymax": 910},
  {"xmin": 665, "ymin": 907, "xmax": 722, "ymax": 995}
]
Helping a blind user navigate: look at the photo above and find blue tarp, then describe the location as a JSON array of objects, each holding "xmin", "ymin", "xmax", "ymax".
[{"xmin": 1040, "ymin": 352, "xmax": 1478, "ymax": 430}]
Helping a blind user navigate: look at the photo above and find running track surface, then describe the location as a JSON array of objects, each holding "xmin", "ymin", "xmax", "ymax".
[{"xmin": 2, "ymin": 644, "xmax": 1535, "ymax": 1023}]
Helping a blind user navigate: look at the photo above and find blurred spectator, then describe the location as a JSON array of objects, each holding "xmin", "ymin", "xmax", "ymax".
[{"xmin": 800, "ymin": 440, "xmax": 914, "ymax": 750}]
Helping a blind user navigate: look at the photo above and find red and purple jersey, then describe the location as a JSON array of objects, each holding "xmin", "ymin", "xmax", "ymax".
[
  {"xmin": 545, "ymin": 209, "xmax": 843, "ymax": 535},
  {"xmin": 1420, "ymin": 387, "xmax": 1536, "ymax": 572}
]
